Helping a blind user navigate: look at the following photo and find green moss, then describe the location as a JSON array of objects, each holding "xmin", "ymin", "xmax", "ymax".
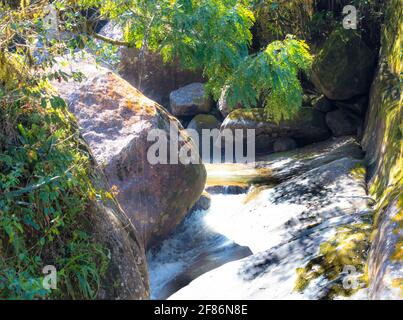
[
  {"xmin": 364, "ymin": 0, "xmax": 403, "ymax": 298},
  {"xmin": 382, "ymin": 0, "xmax": 403, "ymax": 75},
  {"xmin": 191, "ymin": 114, "xmax": 219, "ymax": 128},
  {"xmin": 351, "ymin": 164, "xmax": 367, "ymax": 181},
  {"xmin": 294, "ymin": 161, "xmax": 374, "ymax": 299},
  {"xmin": 367, "ymin": 0, "xmax": 402, "ymax": 273},
  {"xmin": 295, "ymin": 223, "xmax": 372, "ymax": 299},
  {"xmin": 391, "ymin": 278, "xmax": 403, "ymax": 298}
]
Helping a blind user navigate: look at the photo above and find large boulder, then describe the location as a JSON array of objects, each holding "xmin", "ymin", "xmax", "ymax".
[
  {"xmin": 311, "ymin": 29, "xmax": 376, "ymax": 100},
  {"xmin": 55, "ymin": 63, "xmax": 206, "ymax": 248},
  {"xmin": 86, "ymin": 168, "xmax": 150, "ymax": 299},
  {"xmin": 221, "ymin": 107, "xmax": 331, "ymax": 148},
  {"xmin": 170, "ymin": 83, "xmax": 212, "ymax": 117}
]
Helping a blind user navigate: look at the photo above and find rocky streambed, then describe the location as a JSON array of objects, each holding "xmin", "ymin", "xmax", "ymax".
[
  {"xmin": 48, "ymin": 0, "xmax": 401, "ymax": 299},
  {"xmin": 148, "ymin": 137, "xmax": 373, "ymax": 300}
]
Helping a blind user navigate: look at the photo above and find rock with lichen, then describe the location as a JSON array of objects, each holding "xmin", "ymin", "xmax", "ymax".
[{"xmin": 54, "ymin": 62, "xmax": 206, "ymax": 248}]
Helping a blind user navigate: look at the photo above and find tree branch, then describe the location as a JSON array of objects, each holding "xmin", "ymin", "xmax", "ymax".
[{"xmin": 88, "ymin": 29, "xmax": 132, "ymax": 47}]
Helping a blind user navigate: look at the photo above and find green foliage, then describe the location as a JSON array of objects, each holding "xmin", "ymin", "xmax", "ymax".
[
  {"xmin": 254, "ymin": 0, "xmax": 314, "ymax": 46},
  {"xmin": 79, "ymin": 0, "xmax": 312, "ymax": 120},
  {"xmin": 0, "ymin": 2, "xmax": 109, "ymax": 300},
  {"xmin": 224, "ymin": 35, "xmax": 312, "ymax": 121},
  {"xmin": 0, "ymin": 85, "xmax": 109, "ymax": 300}
]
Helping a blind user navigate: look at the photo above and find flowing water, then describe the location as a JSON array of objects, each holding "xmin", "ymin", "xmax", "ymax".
[
  {"xmin": 147, "ymin": 192, "xmax": 253, "ymax": 299},
  {"xmin": 146, "ymin": 158, "xmax": 370, "ymax": 300}
]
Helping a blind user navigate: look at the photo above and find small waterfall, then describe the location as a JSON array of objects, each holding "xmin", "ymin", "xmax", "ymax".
[{"xmin": 147, "ymin": 193, "xmax": 253, "ymax": 299}]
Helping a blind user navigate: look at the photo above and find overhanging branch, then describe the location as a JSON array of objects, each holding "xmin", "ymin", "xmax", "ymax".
[{"xmin": 88, "ymin": 29, "xmax": 132, "ymax": 47}]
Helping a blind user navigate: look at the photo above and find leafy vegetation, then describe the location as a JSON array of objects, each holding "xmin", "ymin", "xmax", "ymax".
[
  {"xmin": 0, "ymin": 0, "xmax": 393, "ymax": 300},
  {"xmin": 254, "ymin": 0, "xmax": 385, "ymax": 50},
  {"xmin": 0, "ymin": 1, "xmax": 108, "ymax": 299},
  {"xmin": 74, "ymin": 0, "xmax": 312, "ymax": 120},
  {"xmin": 254, "ymin": 0, "xmax": 314, "ymax": 46}
]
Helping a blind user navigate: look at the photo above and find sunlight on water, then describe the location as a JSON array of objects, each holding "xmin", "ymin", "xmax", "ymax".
[
  {"xmin": 204, "ymin": 193, "xmax": 304, "ymax": 253},
  {"xmin": 147, "ymin": 189, "xmax": 305, "ymax": 299},
  {"xmin": 147, "ymin": 193, "xmax": 248, "ymax": 299}
]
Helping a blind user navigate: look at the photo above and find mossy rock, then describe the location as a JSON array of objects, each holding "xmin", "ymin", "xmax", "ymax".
[
  {"xmin": 222, "ymin": 107, "xmax": 331, "ymax": 146},
  {"xmin": 362, "ymin": 0, "xmax": 403, "ymax": 300},
  {"xmin": 311, "ymin": 29, "xmax": 376, "ymax": 100},
  {"xmin": 187, "ymin": 114, "xmax": 222, "ymax": 135}
]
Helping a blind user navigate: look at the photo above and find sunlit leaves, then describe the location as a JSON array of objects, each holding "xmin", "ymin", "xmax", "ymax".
[
  {"xmin": 93, "ymin": 0, "xmax": 311, "ymax": 120},
  {"xmin": 0, "ymin": 1, "xmax": 109, "ymax": 300},
  {"xmin": 223, "ymin": 35, "xmax": 312, "ymax": 121}
]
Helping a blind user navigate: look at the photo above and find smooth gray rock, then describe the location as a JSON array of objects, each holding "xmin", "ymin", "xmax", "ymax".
[{"xmin": 170, "ymin": 83, "xmax": 212, "ymax": 116}]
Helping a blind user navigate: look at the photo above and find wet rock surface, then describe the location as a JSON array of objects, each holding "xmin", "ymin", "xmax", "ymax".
[
  {"xmin": 169, "ymin": 156, "xmax": 371, "ymax": 299},
  {"xmin": 362, "ymin": 0, "xmax": 403, "ymax": 298},
  {"xmin": 205, "ymin": 137, "xmax": 364, "ymax": 186},
  {"xmin": 146, "ymin": 136, "xmax": 370, "ymax": 300},
  {"xmin": 368, "ymin": 197, "xmax": 402, "ymax": 299},
  {"xmin": 156, "ymin": 244, "xmax": 252, "ymax": 300},
  {"xmin": 147, "ymin": 193, "xmax": 253, "ymax": 299}
]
